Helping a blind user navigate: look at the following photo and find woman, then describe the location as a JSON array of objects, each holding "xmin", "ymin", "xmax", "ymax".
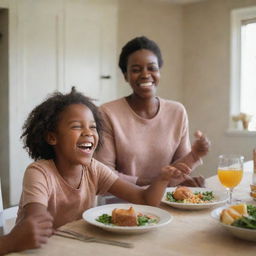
[{"xmin": 95, "ymin": 36, "xmax": 210, "ymax": 187}]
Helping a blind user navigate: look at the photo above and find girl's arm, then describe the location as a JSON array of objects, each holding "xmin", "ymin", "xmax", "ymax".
[
  {"xmin": 0, "ymin": 213, "xmax": 53, "ymax": 255},
  {"xmin": 20, "ymin": 202, "xmax": 50, "ymax": 220},
  {"xmin": 108, "ymin": 166, "xmax": 184, "ymax": 206}
]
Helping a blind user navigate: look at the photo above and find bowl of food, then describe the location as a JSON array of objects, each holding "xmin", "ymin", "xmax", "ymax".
[{"xmin": 211, "ymin": 204, "xmax": 256, "ymax": 242}]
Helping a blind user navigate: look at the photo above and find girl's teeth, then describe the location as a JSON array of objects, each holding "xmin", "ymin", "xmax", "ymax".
[
  {"xmin": 140, "ymin": 82, "xmax": 152, "ymax": 87},
  {"xmin": 79, "ymin": 143, "xmax": 92, "ymax": 147}
]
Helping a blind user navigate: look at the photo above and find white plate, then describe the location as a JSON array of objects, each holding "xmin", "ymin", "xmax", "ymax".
[
  {"xmin": 161, "ymin": 187, "xmax": 228, "ymax": 210},
  {"xmin": 211, "ymin": 206, "xmax": 256, "ymax": 242},
  {"xmin": 82, "ymin": 203, "xmax": 173, "ymax": 234}
]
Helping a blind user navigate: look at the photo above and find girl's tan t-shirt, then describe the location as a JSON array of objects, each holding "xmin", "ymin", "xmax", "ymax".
[{"xmin": 17, "ymin": 158, "xmax": 118, "ymax": 228}]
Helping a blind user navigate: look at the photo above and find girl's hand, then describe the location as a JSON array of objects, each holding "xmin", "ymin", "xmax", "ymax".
[
  {"xmin": 136, "ymin": 163, "xmax": 192, "ymax": 186},
  {"xmin": 136, "ymin": 177, "xmax": 153, "ymax": 186},
  {"xmin": 160, "ymin": 164, "xmax": 192, "ymax": 186},
  {"xmin": 6, "ymin": 213, "xmax": 53, "ymax": 253},
  {"xmin": 192, "ymin": 130, "xmax": 210, "ymax": 158}
]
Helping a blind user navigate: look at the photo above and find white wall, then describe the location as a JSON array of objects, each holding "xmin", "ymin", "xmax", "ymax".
[
  {"xmin": 117, "ymin": 0, "xmax": 184, "ymax": 102},
  {"xmin": 183, "ymin": 0, "xmax": 256, "ymax": 177},
  {"xmin": 117, "ymin": 0, "xmax": 256, "ymax": 178}
]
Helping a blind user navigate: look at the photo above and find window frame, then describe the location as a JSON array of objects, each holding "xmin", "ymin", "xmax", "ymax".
[{"xmin": 230, "ymin": 6, "xmax": 256, "ymax": 132}]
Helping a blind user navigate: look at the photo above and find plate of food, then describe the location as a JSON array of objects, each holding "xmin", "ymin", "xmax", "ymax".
[
  {"xmin": 211, "ymin": 204, "xmax": 256, "ymax": 242},
  {"xmin": 161, "ymin": 186, "xmax": 228, "ymax": 210},
  {"xmin": 82, "ymin": 203, "xmax": 173, "ymax": 234}
]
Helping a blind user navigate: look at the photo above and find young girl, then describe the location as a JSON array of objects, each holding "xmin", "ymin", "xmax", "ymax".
[{"xmin": 16, "ymin": 88, "xmax": 191, "ymax": 229}]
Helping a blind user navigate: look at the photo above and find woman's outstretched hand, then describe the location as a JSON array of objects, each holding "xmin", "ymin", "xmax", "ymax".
[
  {"xmin": 192, "ymin": 130, "xmax": 210, "ymax": 158},
  {"xmin": 179, "ymin": 175, "xmax": 205, "ymax": 187}
]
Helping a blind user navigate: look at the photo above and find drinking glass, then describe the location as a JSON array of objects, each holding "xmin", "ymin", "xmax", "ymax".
[{"xmin": 217, "ymin": 154, "xmax": 244, "ymax": 204}]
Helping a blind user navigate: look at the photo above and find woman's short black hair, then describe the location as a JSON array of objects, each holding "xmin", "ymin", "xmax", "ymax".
[
  {"xmin": 21, "ymin": 87, "xmax": 104, "ymax": 161},
  {"xmin": 118, "ymin": 36, "xmax": 163, "ymax": 74}
]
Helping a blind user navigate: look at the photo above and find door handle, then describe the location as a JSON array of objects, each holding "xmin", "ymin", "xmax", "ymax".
[{"xmin": 100, "ymin": 75, "xmax": 111, "ymax": 79}]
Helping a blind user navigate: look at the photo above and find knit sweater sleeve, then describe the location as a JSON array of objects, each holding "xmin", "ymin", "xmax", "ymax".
[
  {"xmin": 170, "ymin": 103, "xmax": 202, "ymax": 170},
  {"xmin": 95, "ymin": 106, "xmax": 138, "ymax": 184}
]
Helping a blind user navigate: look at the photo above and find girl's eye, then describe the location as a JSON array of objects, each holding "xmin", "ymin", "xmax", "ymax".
[
  {"xmin": 72, "ymin": 125, "xmax": 82, "ymax": 129},
  {"xmin": 90, "ymin": 125, "xmax": 97, "ymax": 129}
]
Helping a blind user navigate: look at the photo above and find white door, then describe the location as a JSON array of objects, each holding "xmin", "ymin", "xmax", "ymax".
[
  {"xmin": 64, "ymin": 0, "xmax": 117, "ymax": 104},
  {"xmin": 9, "ymin": 0, "xmax": 62, "ymax": 205},
  {"xmin": 8, "ymin": 0, "xmax": 117, "ymax": 205}
]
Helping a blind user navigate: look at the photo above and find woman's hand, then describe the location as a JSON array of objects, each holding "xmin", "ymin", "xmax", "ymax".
[
  {"xmin": 179, "ymin": 175, "xmax": 205, "ymax": 187},
  {"xmin": 191, "ymin": 130, "xmax": 210, "ymax": 158}
]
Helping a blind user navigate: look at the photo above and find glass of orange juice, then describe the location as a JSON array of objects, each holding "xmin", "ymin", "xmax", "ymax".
[{"xmin": 217, "ymin": 154, "xmax": 244, "ymax": 204}]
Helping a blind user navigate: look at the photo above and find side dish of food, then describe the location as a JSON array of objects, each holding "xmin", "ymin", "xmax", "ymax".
[
  {"xmin": 166, "ymin": 186, "xmax": 215, "ymax": 204},
  {"xmin": 211, "ymin": 204, "xmax": 256, "ymax": 242},
  {"xmin": 220, "ymin": 204, "xmax": 256, "ymax": 229},
  {"xmin": 96, "ymin": 206, "xmax": 158, "ymax": 227}
]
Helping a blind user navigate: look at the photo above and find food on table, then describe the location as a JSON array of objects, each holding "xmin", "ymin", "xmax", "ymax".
[
  {"xmin": 173, "ymin": 186, "xmax": 194, "ymax": 200},
  {"xmin": 250, "ymin": 191, "xmax": 256, "ymax": 199},
  {"xmin": 166, "ymin": 187, "xmax": 215, "ymax": 204},
  {"xmin": 250, "ymin": 184, "xmax": 256, "ymax": 200},
  {"xmin": 221, "ymin": 208, "xmax": 244, "ymax": 225},
  {"xmin": 96, "ymin": 206, "xmax": 158, "ymax": 226},
  {"xmin": 112, "ymin": 207, "xmax": 137, "ymax": 226},
  {"xmin": 230, "ymin": 204, "xmax": 247, "ymax": 215},
  {"xmin": 220, "ymin": 204, "xmax": 256, "ymax": 229}
]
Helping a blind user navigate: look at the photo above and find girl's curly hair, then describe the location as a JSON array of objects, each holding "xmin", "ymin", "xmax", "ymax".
[{"xmin": 21, "ymin": 87, "xmax": 104, "ymax": 160}]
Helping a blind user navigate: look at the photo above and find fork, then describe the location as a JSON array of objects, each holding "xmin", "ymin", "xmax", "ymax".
[{"xmin": 55, "ymin": 229, "xmax": 134, "ymax": 248}]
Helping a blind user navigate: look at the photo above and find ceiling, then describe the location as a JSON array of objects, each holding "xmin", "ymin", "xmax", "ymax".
[{"xmin": 153, "ymin": 0, "xmax": 208, "ymax": 4}]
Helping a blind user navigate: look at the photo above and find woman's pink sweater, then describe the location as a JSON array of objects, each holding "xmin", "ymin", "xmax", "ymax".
[{"xmin": 95, "ymin": 97, "xmax": 201, "ymax": 184}]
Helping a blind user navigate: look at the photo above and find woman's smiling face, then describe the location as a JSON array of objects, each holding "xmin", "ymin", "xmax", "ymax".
[
  {"xmin": 125, "ymin": 49, "xmax": 160, "ymax": 99},
  {"xmin": 48, "ymin": 104, "xmax": 99, "ymax": 167}
]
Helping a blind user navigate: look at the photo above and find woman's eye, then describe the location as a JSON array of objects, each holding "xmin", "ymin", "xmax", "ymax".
[
  {"xmin": 90, "ymin": 125, "xmax": 97, "ymax": 129},
  {"xmin": 131, "ymin": 69, "xmax": 141, "ymax": 73},
  {"xmin": 149, "ymin": 66, "xmax": 159, "ymax": 71}
]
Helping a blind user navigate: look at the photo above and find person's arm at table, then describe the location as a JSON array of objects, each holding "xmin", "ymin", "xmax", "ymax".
[
  {"xmin": 171, "ymin": 131, "xmax": 210, "ymax": 187},
  {"xmin": 0, "ymin": 213, "xmax": 53, "ymax": 255},
  {"xmin": 109, "ymin": 165, "xmax": 191, "ymax": 206},
  {"xmin": 173, "ymin": 130, "xmax": 210, "ymax": 169}
]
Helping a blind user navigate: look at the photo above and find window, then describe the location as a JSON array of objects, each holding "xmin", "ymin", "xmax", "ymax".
[{"xmin": 230, "ymin": 6, "xmax": 256, "ymax": 132}]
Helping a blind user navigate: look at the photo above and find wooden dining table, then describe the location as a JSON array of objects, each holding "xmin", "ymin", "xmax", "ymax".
[{"xmin": 7, "ymin": 170, "xmax": 256, "ymax": 256}]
